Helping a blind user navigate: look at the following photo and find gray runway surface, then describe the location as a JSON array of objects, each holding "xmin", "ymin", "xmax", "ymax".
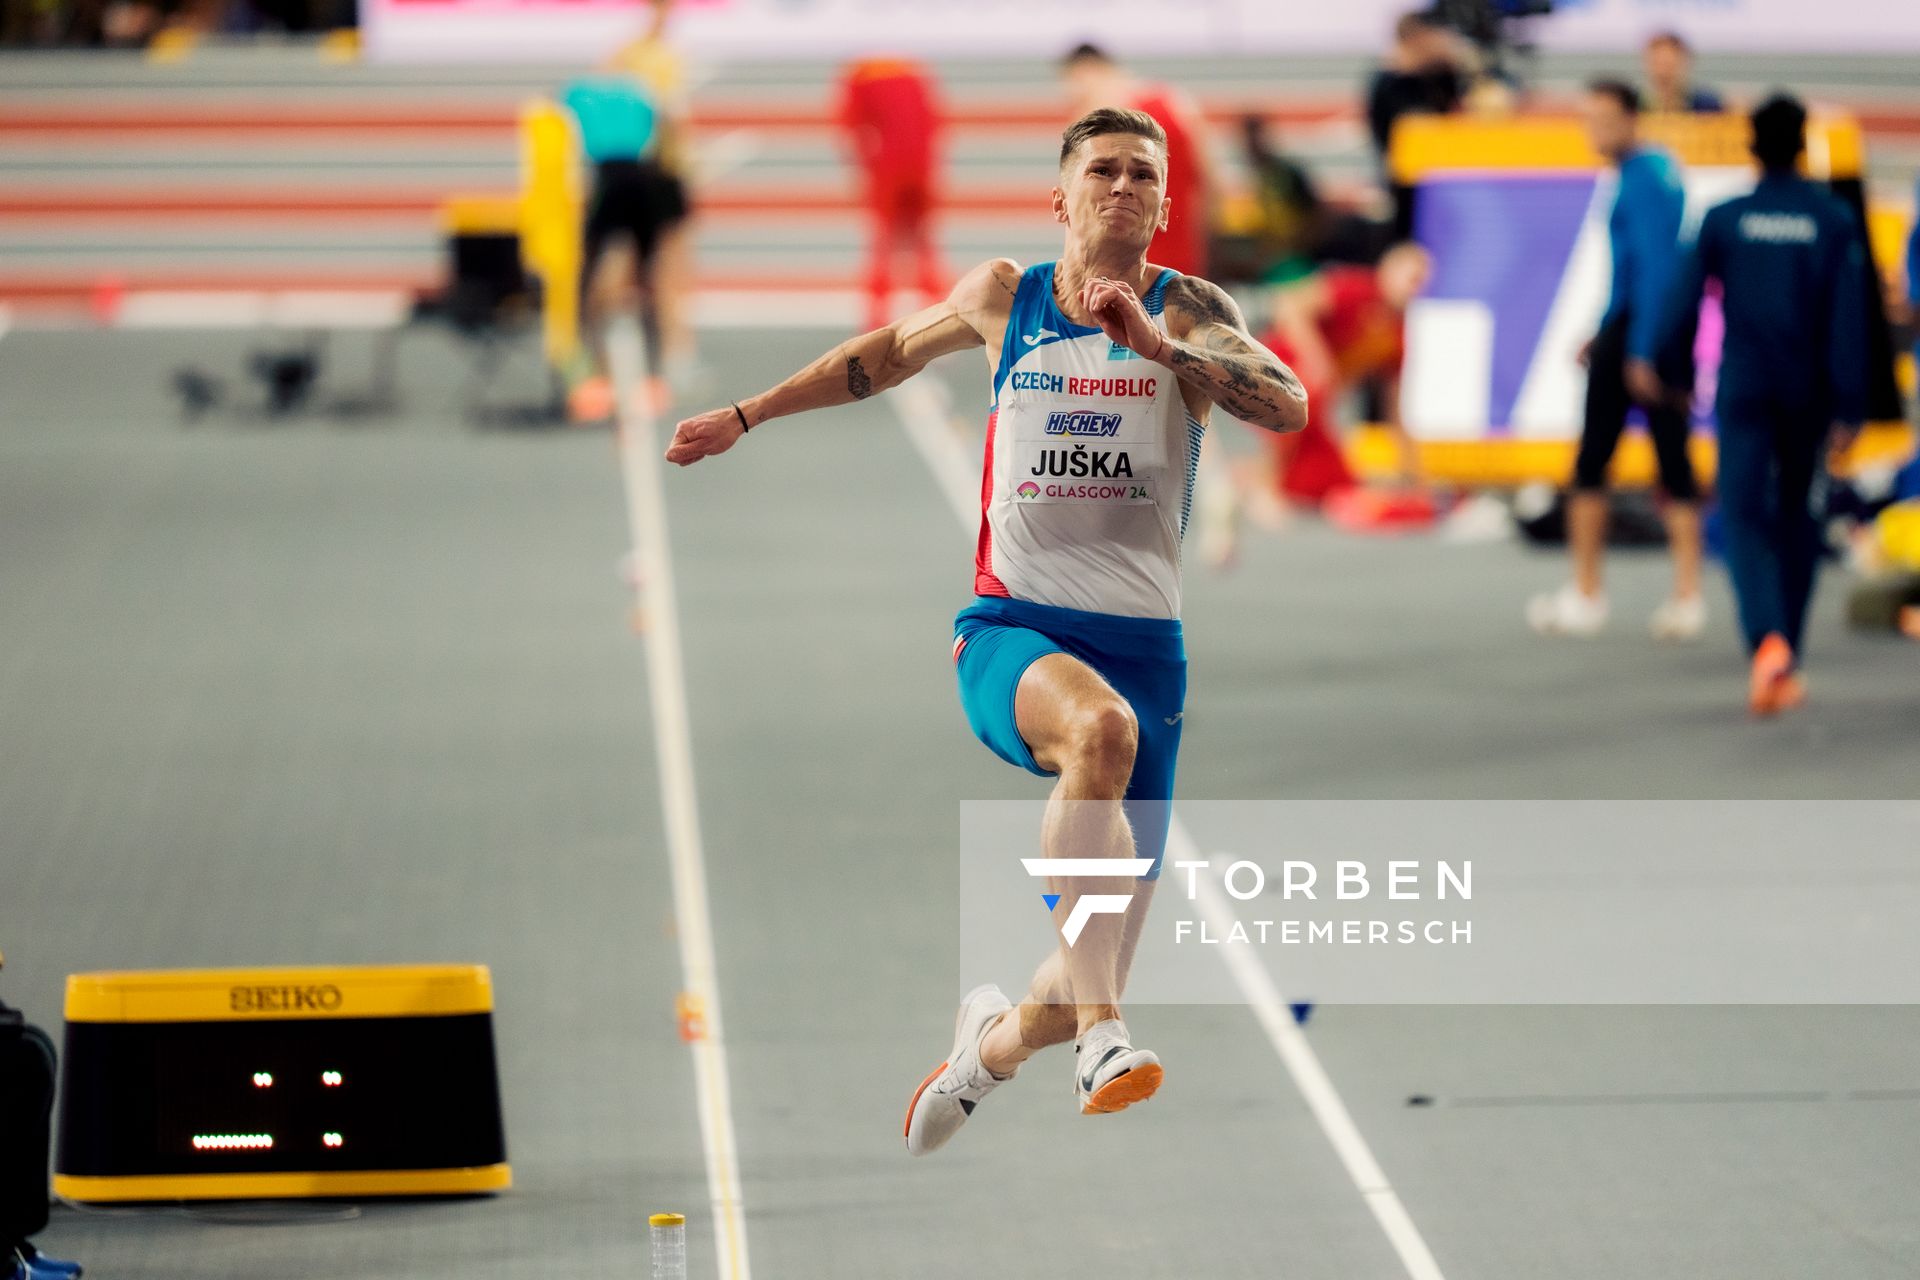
[{"xmin": 2, "ymin": 325, "xmax": 1918, "ymax": 1279}]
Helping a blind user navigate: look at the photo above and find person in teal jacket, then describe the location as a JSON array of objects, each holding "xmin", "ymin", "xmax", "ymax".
[{"xmin": 560, "ymin": 71, "xmax": 688, "ymax": 421}]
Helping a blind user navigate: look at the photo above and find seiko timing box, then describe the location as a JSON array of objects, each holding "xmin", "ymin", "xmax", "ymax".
[{"xmin": 55, "ymin": 964, "xmax": 510, "ymax": 1202}]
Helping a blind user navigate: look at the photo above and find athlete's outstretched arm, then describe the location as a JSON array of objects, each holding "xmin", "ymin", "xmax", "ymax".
[
  {"xmin": 1154, "ymin": 275, "xmax": 1308, "ymax": 433},
  {"xmin": 665, "ymin": 259, "xmax": 1018, "ymax": 466}
]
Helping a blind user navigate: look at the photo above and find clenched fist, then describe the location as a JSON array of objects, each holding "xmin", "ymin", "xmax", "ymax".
[
  {"xmin": 665, "ymin": 405, "xmax": 747, "ymax": 466},
  {"xmin": 1081, "ymin": 277, "xmax": 1168, "ymax": 363}
]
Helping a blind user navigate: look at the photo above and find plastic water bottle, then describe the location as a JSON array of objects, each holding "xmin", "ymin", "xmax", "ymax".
[{"xmin": 649, "ymin": 1212, "xmax": 687, "ymax": 1280}]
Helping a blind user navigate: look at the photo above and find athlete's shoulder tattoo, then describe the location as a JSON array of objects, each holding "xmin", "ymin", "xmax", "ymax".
[
  {"xmin": 1164, "ymin": 274, "xmax": 1247, "ymax": 334},
  {"xmin": 988, "ymin": 259, "xmax": 1023, "ymax": 298}
]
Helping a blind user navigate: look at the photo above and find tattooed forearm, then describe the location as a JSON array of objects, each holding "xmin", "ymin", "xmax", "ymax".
[
  {"xmin": 1161, "ymin": 277, "xmax": 1308, "ymax": 432},
  {"xmin": 846, "ymin": 356, "xmax": 874, "ymax": 400},
  {"xmin": 1165, "ymin": 330, "xmax": 1308, "ymax": 432}
]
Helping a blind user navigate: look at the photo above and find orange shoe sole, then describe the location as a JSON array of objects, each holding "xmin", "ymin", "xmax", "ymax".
[
  {"xmin": 1748, "ymin": 634, "xmax": 1793, "ymax": 717},
  {"xmin": 1081, "ymin": 1062, "xmax": 1164, "ymax": 1115},
  {"xmin": 567, "ymin": 377, "xmax": 614, "ymax": 425},
  {"xmin": 903, "ymin": 1061, "xmax": 947, "ymax": 1140},
  {"xmin": 1772, "ymin": 673, "xmax": 1806, "ymax": 713}
]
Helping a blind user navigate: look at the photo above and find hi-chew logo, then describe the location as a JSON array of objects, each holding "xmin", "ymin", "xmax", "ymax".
[
  {"xmin": 1022, "ymin": 858, "xmax": 1153, "ymax": 945},
  {"xmin": 1044, "ymin": 409, "xmax": 1123, "ymax": 437}
]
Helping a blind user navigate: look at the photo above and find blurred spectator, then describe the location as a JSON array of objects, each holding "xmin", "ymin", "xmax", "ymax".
[
  {"xmin": 99, "ymin": 0, "xmax": 160, "ymax": 42},
  {"xmin": 9, "ymin": 0, "xmax": 346, "ymax": 43},
  {"xmin": 561, "ymin": 58, "xmax": 686, "ymax": 420},
  {"xmin": 1529, "ymin": 79, "xmax": 1703, "ymax": 641},
  {"xmin": 1241, "ymin": 116, "xmax": 1324, "ymax": 278},
  {"xmin": 1241, "ymin": 116, "xmax": 1393, "ymax": 277},
  {"xmin": 837, "ymin": 57, "xmax": 945, "ymax": 333},
  {"xmin": 1059, "ymin": 43, "xmax": 1217, "ymax": 279},
  {"xmin": 1642, "ymin": 32, "xmax": 1724, "ymax": 114},
  {"xmin": 1652, "ymin": 94, "xmax": 1870, "ymax": 713},
  {"xmin": 1366, "ymin": 10, "xmax": 1468, "ymax": 238},
  {"xmin": 608, "ymin": 0, "xmax": 698, "ymax": 395},
  {"xmin": 1260, "ymin": 244, "xmax": 1432, "ymax": 503}
]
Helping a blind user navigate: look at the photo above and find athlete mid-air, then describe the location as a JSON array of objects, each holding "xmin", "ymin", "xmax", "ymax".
[{"xmin": 665, "ymin": 107, "xmax": 1307, "ymax": 1154}]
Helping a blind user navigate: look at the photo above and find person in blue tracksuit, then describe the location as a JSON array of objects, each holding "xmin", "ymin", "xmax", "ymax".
[
  {"xmin": 1529, "ymin": 79, "xmax": 1704, "ymax": 641},
  {"xmin": 1652, "ymin": 94, "xmax": 1870, "ymax": 715}
]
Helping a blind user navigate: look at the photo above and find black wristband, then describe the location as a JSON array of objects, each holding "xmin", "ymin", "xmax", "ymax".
[{"xmin": 732, "ymin": 402, "xmax": 752, "ymax": 434}]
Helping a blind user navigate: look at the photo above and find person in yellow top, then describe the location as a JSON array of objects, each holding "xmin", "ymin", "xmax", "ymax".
[
  {"xmin": 571, "ymin": 0, "xmax": 697, "ymax": 420},
  {"xmin": 610, "ymin": 0, "xmax": 690, "ymax": 178}
]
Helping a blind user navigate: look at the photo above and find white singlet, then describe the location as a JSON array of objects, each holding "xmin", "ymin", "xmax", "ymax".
[{"xmin": 972, "ymin": 262, "xmax": 1204, "ymax": 620}]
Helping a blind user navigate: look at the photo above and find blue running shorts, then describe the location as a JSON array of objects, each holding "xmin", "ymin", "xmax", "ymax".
[{"xmin": 951, "ymin": 595, "xmax": 1186, "ymax": 878}]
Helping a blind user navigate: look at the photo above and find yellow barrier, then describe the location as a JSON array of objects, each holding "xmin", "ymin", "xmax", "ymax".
[
  {"xmin": 435, "ymin": 100, "xmax": 584, "ymax": 375},
  {"xmin": 1349, "ymin": 423, "xmax": 1917, "ymax": 489},
  {"xmin": 1879, "ymin": 500, "xmax": 1920, "ymax": 571},
  {"xmin": 519, "ymin": 99, "xmax": 583, "ymax": 369},
  {"xmin": 318, "ymin": 28, "xmax": 360, "ymax": 63},
  {"xmin": 440, "ymin": 195, "xmax": 522, "ymax": 238},
  {"xmin": 1867, "ymin": 202, "xmax": 1916, "ymax": 400},
  {"xmin": 1391, "ymin": 112, "xmax": 1866, "ymax": 184},
  {"xmin": 145, "ymin": 26, "xmax": 201, "ymax": 64}
]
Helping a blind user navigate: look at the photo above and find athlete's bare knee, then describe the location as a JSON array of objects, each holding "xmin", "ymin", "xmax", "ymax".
[{"xmin": 1061, "ymin": 699, "xmax": 1137, "ymax": 787}]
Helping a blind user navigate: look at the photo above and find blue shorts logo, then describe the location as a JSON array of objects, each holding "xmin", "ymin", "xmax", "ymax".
[{"xmin": 1044, "ymin": 409, "xmax": 1123, "ymax": 437}]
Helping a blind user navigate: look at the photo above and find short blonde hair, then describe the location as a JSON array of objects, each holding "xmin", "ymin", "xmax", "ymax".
[{"xmin": 1059, "ymin": 107, "xmax": 1167, "ymax": 171}]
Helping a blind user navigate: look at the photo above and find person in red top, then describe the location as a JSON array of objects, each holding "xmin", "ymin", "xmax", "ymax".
[
  {"xmin": 1261, "ymin": 243, "xmax": 1430, "ymax": 505},
  {"xmin": 1060, "ymin": 44, "xmax": 1215, "ymax": 280},
  {"xmin": 836, "ymin": 57, "xmax": 946, "ymax": 332}
]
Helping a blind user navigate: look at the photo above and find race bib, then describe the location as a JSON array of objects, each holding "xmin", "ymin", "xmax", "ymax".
[
  {"xmin": 1009, "ymin": 441, "xmax": 1156, "ymax": 506},
  {"xmin": 1003, "ymin": 391, "xmax": 1167, "ymax": 505}
]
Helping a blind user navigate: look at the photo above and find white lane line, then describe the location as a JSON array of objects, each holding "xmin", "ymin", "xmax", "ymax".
[
  {"xmin": 887, "ymin": 376, "xmax": 1448, "ymax": 1280},
  {"xmin": 1170, "ymin": 825, "xmax": 1448, "ymax": 1280},
  {"xmin": 605, "ymin": 316, "xmax": 753, "ymax": 1280},
  {"xmin": 889, "ymin": 378, "xmax": 981, "ymax": 525}
]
